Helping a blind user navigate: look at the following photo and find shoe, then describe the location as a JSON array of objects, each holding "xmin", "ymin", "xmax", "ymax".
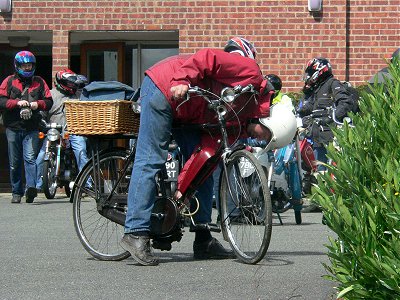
[
  {"xmin": 193, "ymin": 237, "xmax": 236, "ymax": 260},
  {"xmin": 120, "ymin": 234, "xmax": 159, "ymax": 266},
  {"xmin": 25, "ymin": 187, "xmax": 37, "ymax": 203},
  {"xmin": 11, "ymin": 194, "xmax": 21, "ymax": 204}
]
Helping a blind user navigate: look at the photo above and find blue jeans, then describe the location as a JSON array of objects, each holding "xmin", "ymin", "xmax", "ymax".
[
  {"xmin": 36, "ymin": 135, "xmax": 89, "ymax": 189},
  {"xmin": 124, "ymin": 77, "xmax": 173, "ymax": 234},
  {"xmin": 69, "ymin": 135, "xmax": 89, "ymax": 171},
  {"xmin": 313, "ymin": 146, "xmax": 328, "ymax": 171},
  {"xmin": 6, "ymin": 128, "xmax": 39, "ymax": 196}
]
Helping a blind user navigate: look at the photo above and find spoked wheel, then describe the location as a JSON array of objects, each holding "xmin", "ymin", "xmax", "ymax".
[
  {"xmin": 72, "ymin": 149, "xmax": 132, "ymax": 261},
  {"xmin": 220, "ymin": 150, "xmax": 272, "ymax": 264},
  {"xmin": 43, "ymin": 156, "xmax": 58, "ymax": 199}
]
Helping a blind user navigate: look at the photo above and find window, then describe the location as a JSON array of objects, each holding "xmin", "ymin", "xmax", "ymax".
[{"xmin": 130, "ymin": 44, "xmax": 178, "ymax": 89}]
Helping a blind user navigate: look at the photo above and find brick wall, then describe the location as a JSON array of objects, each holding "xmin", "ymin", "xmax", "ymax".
[{"xmin": 1, "ymin": 0, "xmax": 398, "ymax": 92}]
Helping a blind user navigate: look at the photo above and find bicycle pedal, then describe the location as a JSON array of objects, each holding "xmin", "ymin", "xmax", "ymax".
[
  {"xmin": 189, "ymin": 223, "xmax": 221, "ymax": 233},
  {"xmin": 207, "ymin": 223, "xmax": 221, "ymax": 233}
]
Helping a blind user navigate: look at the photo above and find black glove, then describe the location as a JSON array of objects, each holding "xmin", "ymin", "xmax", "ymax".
[
  {"xmin": 297, "ymin": 107, "xmax": 307, "ymax": 118},
  {"xmin": 317, "ymin": 116, "xmax": 332, "ymax": 126}
]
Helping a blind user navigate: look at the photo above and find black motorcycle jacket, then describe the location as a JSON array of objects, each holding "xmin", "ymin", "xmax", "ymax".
[
  {"xmin": 0, "ymin": 74, "xmax": 53, "ymax": 131},
  {"xmin": 298, "ymin": 76, "xmax": 353, "ymax": 147}
]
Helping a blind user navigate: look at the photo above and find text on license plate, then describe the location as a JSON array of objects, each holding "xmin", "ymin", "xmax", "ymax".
[{"xmin": 165, "ymin": 159, "xmax": 179, "ymax": 181}]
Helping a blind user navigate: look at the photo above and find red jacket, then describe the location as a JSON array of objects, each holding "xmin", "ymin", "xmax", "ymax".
[
  {"xmin": 0, "ymin": 74, "xmax": 53, "ymax": 130},
  {"xmin": 146, "ymin": 48, "xmax": 270, "ymax": 124},
  {"xmin": 145, "ymin": 49, "xmax": 272, "ymax": 193}
]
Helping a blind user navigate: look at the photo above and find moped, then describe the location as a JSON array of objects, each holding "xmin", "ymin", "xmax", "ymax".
[
  {"xmin": 71, "ymin": 84, "xmax": 275, "ymax": 264},
  {"xmin": 39, "ymin": 120, "xmax": 78, "ymax": 199}
]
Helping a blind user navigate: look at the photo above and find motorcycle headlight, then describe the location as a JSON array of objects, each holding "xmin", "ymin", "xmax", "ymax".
[{"xmin": 47, "ymin": 128, "xmax": 60, "ymax": 142}]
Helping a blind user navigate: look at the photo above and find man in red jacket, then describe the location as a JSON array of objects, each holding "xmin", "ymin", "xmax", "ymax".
[
  {"xmin": 0, "ymin": 51, "xmax": 53, "ymax": 203},
  {"xmin": 121, "ymin": 37, "xmax": 273, "ymax": 266}
]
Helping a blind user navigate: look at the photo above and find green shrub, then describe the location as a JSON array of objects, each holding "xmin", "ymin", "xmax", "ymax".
[{"xmin": 313, "ymin": 60, "xmax": 400, "ymax": 299}]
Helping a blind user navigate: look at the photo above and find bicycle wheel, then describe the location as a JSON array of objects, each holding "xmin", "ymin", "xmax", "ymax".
[
  {"xmin": 43, "ymin": 155, "xmax": 57, "ymax": 199},
  {"xmin": 72, "ymin": 149, "xmax": 132, "ymax": 261},
  {"xmin": 220, "ymin": 150, "xmax": 272, "ymax": 264}
]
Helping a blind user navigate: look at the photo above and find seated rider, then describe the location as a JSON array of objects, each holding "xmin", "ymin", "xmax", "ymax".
[
  {"xmin": 121, "ymin": 37, "xmax": 296, "ymax": 266},
  {"xmin": 36, "ymin": 69, "xmax": 90, "ymax": 190},
  {"xmin": 297, "ymin": 57, "xmax": 353, "ymax": 171}
]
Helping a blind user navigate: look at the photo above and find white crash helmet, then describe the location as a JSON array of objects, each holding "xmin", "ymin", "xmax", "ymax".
[{"xmin": 259, "ymin": 103, "xmax": 297, "ymax": 150}]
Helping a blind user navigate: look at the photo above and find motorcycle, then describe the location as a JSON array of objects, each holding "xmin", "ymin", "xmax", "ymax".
[{"xmin": 38, "ymin": 120, "xmax": 78, "ymax": 199}]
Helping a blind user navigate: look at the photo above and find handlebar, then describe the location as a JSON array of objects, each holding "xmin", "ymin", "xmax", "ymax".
[
  {"xmin": 178, "ymin": 84, "xmax": 257, "ymax": 113},
  {"xmin": 311, "ymin": 106, "xmax": 355, "ymax": 128},
  {"xmin": 40, "ymin": 119, "xmax": 63, "ymax": 130},
  {"xmin": 187, "ymin": 84, "xmax": 256, "ymax": 102}
]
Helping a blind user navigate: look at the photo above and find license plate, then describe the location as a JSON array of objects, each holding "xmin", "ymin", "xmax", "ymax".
[{"xmin": 165, "ymin": 159, "xmax": 179, "ymax": 181}]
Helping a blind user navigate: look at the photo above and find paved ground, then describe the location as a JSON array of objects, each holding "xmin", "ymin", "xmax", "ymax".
[{"xmin": 0, "ymin": 192, "xmax": 338, "ymax": 300}]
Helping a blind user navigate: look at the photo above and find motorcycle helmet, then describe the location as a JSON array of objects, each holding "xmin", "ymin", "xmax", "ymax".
[
  {"xmin": 259, "ymin": 103, "xmax": 297, "ymax": 150},
  {"xmin": 303, "ymin": 57, "xmax": 332, "ymax": 87},
  {"xmin": 14, "ymin": 51, "xmax": 36, "ymax": 79},
  {"xmin": 265, "ymin": 74, "xmax": 282, "ymax": 91},
  {"xmin": 55, "ymin": 69, "xmax": 86, "ymax": 95},
  {"xmin": 224, "ymin": 37, "xmax": 257, "ymax": 60}
]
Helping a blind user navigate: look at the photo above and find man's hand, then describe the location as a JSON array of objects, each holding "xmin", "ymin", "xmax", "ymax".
[
  {"xmin": 170, "ymin": 84, "xmax": 189, "ymax": 100},
  {"xmin": 29, "ymin": 102, "xmax": 38, "ymax": 110},
  {"xmin": 17, "ymin": 100, "xmax": 30, "ymax": 108}
]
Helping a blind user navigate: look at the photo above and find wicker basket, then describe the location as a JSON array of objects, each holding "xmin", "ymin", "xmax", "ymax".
[{"xmin": 64, "ymin": 100, "xmax": 140, "ymax": 135}]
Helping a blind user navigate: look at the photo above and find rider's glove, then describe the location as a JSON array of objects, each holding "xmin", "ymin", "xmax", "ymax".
[
  {"xmin": 20, "ymin": 107, "xmax": 32, "ymax": 120},
  {"xmin": 297, "ymin": 106, "xmax": 308, "ymax": 118},
  {"xmin": 317, "ymin": 116, "xmax": 332, "ymax": 126}
]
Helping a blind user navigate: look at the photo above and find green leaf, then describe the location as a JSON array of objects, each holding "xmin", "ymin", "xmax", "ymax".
[{"xmin": 337, "ymin": 285, "xmax": 354, "ymax": 298}]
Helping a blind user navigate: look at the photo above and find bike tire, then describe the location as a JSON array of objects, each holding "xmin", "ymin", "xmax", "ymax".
[
  {"xmin": 72, "ymin": 149, "xmax": 131, "ymax": 261},
  {"xmin": 43, "ymin": 156, "xmax": 57, "ymax": 199},
  {"xmin": 220, "ymin": 150, "xmax": 272, "ymax": 264}
]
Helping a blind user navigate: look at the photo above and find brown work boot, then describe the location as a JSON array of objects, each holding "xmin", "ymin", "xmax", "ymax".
[{"xmin": 120, "ymin": 234, "xmax": 159, "ymax": 266}]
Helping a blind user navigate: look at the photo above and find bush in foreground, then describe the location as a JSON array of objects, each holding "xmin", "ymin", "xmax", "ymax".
[{"xmin": 313, "ymin": 59, "xmax": 400, "ymax": 299}]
